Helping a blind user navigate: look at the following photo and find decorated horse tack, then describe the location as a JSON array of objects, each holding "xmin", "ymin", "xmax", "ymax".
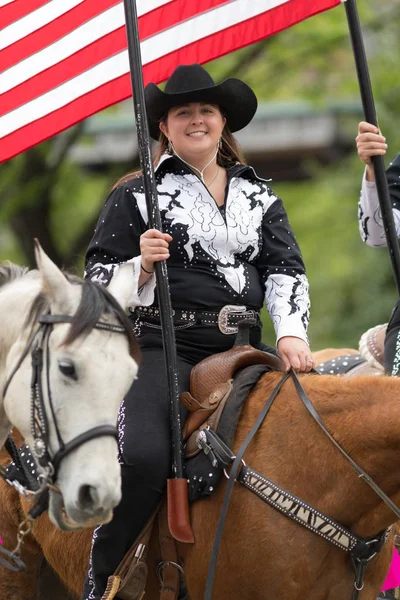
[
  {"xmin": 0, "ymin": 315, "xmax": 128, "ymax": 571},
  {"xmin": 86, "ymin": 324, "xmax": 400, "ymax": 600},
  {"xmin": 196, "ymin": 325, "xmax": 399, "ymax": 599},
  {"xmin": 0, "ymin": 242, "xmax": 141, "ymax": 572},
  {"xmin": 202, "ymin": 366, "xmax": 397, "ymax": 600}
]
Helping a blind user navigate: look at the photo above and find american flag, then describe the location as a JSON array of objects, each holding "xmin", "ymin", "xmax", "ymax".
[{"xmin": 0, "ymin": 0, "xmax": 342, "ymax": 163}]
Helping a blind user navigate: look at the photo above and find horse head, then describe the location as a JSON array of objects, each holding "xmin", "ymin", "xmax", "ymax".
[{"xmin": 1, "ymin": 242, "xmax": 140, "ymax": 530}]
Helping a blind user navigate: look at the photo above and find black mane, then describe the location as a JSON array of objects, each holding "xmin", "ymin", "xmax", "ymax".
[{"xmin": 26, "ymin": 274, "xmax": 139, "ymax": 359}]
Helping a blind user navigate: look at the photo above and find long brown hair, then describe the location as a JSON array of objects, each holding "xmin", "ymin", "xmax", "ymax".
[{"xmin": 112, "ymin": 109, "xmax": 247, "ymax": 189}]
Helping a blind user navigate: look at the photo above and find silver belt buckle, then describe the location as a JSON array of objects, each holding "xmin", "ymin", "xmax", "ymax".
[{"xmin": 217, "ymin": 305, "xmax": 247, "ymax": 335}]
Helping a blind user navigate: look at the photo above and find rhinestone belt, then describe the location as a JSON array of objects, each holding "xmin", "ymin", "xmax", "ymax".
[{"xmin": 131, "ymin": 304, "xmax": 261, "ymax": 335}]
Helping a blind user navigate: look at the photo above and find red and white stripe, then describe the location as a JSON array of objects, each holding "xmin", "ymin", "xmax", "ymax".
[{"xmin": 0, "ymin": 0, "xmax": 342, "ymax": 163}]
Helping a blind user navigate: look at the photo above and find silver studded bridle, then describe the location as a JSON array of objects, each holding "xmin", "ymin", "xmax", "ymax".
[
  {"xmin": 2, "ymin": 312, "xmax": 127, "ymax": 486},
  {"xmin": 0, "ymin": 310, "xmax": 130, "ymax": 572}
]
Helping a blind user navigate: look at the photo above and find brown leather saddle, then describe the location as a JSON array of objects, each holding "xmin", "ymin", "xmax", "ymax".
[{"xmin": 181, "ymin": 344, "xmax": 283, "ymax": 455}]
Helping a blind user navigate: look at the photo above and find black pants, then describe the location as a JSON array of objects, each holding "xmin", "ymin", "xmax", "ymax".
[
  {"xmin": 82, "ymin": 322, "xmax": 265, "ymax": 600},
  {"xmin": 384, "ymin": 299, "xmax": 400, "ymax": 375},
  {"xmin": 81, "ymin": 346, "xmax": 193, "ymax": 600}
]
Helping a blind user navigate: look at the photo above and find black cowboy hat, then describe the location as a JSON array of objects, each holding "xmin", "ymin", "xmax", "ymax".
[{"xmin": 144, "ymin": 63, "xmax": 257, "ymax": 140}]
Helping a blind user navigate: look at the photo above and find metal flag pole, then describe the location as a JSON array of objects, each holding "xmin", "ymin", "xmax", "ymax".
[
  {"xmin": 122, "ymin": 0, "xmax": 194, "ymax": 543},
  {"xmin": 344, "ymin": 0, "xmax": 400, "ymax": 295}
]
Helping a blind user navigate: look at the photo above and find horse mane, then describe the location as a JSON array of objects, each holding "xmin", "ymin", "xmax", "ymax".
[
  {"xmin": 28, "ymin": 276, "xmax": 139, "ymax": 359},
  {"xmin": 0, "ymin": 262, "xmax": 29, "ymax": 288},
  {"xmin": 0, "ymin": 261, "xmax": 139, "ymax": 359},
  {"xmin": 64, "ymin": 278, "xmax": 139, "ymax": 358}
]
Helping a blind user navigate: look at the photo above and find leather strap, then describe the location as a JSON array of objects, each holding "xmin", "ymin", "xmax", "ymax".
[
  {"xmin": 158, "ymin": 502, "xmax": 181, "ymax": 600},
  {"xmin": 131, "ymin": 305, "xmax": 261, "ymax": 334},
  {"xmin": 102, "ymin": 509, "xmax": 158, "ymax": 600},
  {"xmin": 0, "ymin": 435, "xmax": 39, "ymax": 491},
  {"xmin": 203, "ymin": 369, "xmax": 395, "ymax": 600},
  {"xmin": 204, "ymin": 372, "xmax": 290, "ymax": 600},
  {"xmin": 133, "ymin": 306, "xmax": 261, "ymax": 328},
  {"xmin": 290, "ymin": 370, "xmax": 400, "ymax": 519}
]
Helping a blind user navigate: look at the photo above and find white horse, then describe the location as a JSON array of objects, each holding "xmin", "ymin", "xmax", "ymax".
[{"xmin": 0, "ymin": 242, "xmax": 140, "ymax": 531}]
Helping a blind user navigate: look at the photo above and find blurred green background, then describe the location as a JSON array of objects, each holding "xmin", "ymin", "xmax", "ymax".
[{"xmin": 1, "ymin": 1, "xmax": 399, "ymax": 350}]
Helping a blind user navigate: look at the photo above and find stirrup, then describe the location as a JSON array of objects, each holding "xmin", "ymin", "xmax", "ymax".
[{"xmin": 102, "ymin": 560, "xmax": 148, "ymax": 600}]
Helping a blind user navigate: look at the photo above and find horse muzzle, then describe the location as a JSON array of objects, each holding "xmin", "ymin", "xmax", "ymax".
[{"xmin": 49, "ymin": 487, "xmax": 116, "ymax": 531}]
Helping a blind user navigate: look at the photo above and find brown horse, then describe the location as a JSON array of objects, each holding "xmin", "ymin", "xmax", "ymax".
[
  {"xmin": 0, "ymin": 431, "xmax": 87, "ymax": 600},
  {"xmin": 2, "ymin": 367, "xmax": 400, "ymax": 600}
]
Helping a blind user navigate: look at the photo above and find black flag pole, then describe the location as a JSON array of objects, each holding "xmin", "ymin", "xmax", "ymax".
[
  {"xmin": 122, "ymin": 0, "xmax": 194, "ymax": 543},
  {"xmin": 344, "ymin": 0, "xmax": 400, "ymax": 295}
]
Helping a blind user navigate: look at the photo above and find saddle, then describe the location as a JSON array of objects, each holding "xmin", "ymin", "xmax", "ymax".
[
  {"xmin": 315, "ymin": 324, "xmax": 387, "ymax": 379},
  {"xmin": 181, "ymin": 342, "xmax": 283, "ymax": 452}
]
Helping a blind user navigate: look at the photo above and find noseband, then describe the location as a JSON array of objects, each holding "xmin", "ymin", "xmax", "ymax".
[{"xmin": 2, "ymin": 312, "xmax": 127, "ymax": 481}]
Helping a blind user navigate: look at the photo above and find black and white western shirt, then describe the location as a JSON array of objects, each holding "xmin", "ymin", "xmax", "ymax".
[
  {"xmin": 85, "ymin": 154, "xmax": 310, "ymax": 343},
  {"xmin": 359, "ymin": 153, "xmax": 400, "ymax": 246}
]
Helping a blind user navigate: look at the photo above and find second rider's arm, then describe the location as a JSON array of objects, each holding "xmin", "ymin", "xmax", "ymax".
[{"xmin": 356, "ymin": 121, "xmax": 400, "ymax": 246}]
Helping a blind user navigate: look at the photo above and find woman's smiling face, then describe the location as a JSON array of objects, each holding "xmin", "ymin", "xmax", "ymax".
[{"xmin": 160, "ymin": 101, "xmax": 226, "ymax": 165}]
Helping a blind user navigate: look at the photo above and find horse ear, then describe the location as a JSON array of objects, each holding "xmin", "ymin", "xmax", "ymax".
[
  {"xmin": 107, "ymin": 263, "xmax": 135, "ymax": 311},
  {"xmin": 34, "ymin": 239, "xmax": 73, "ymax": 312}
]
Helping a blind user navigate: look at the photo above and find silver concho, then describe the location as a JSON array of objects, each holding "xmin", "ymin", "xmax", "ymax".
[{"xmin": 34, "ymin": 438, "xmax": 46, "ymax": 458}]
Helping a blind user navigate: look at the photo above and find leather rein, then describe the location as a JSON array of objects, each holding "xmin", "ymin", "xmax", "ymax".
[
  {"xmin": 204, "ymin": 368, "xmax": 398, "ymax": 600},
  {"xmin": 0, "ymin": 312, "xmax": 127, "ymax": 572}
]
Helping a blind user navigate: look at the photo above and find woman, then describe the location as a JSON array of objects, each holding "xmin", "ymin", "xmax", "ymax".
[{"xmin": 82, "ymin": 63, "xmax": 313, "ymax": 600}]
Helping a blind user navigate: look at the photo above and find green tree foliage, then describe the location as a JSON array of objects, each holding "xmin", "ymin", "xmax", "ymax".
[
  {"xmin": 0, "ymin": 124, "xmax": 109, "ymax": 268},
  {"xmin": 209, "ymin": 0, "xmax": 400, "ymax": 349}
]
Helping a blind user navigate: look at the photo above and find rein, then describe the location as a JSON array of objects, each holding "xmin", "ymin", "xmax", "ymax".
[
  {"xmin": 204, "ymin": 368, "xmax": 399, "ymax": 600},
  {"xmin": 290, "ymin": 370, "xmax": 400, "ymax": 519},
  {"xmin": 0, "ymin": 311, "xmax": 127, "ymax": 572},
  {"xmin": 204, "ymin": 370, "xmax": 290, "ymax": 599}
]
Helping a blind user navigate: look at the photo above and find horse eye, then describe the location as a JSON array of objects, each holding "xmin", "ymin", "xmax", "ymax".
[{"xmin": 58, "ymin": 359, "xmax": 77, "ymax": 380}]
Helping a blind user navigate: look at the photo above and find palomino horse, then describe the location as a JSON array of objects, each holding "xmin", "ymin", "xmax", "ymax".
[
  {"xmin": 0, "ymin": 243, "xmax": 140, "ymax": 535},
  {"xmin": 2, "ymin": 366, "xmax": 400, "ymax": 598}
]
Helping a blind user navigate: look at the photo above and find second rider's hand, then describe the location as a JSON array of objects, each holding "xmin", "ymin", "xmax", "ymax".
[
  {"xmin": 356, "ymin": 121, "xmax": 387, "ymax": 181},
  {"xmin": 277, "ymin": 336, "xmax": 314, "ymax": 373},
  {"xmin": 140, "ymin": 228, "xmax": 172, "ymax": 273}
]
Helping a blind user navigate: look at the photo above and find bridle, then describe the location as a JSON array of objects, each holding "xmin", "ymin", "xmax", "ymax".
[
  {"xmin": 1, "ymin": 312, "xmax": 127, "ymax": 501},
  {"xmin": 0, "ymin": 310, "xmax": 129, "ymax": 571}
]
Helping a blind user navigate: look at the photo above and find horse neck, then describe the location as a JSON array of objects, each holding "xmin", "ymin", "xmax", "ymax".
[
  {"xmin": 309, "ymin": 375, "xmax": 400, "ymax": 536},
  {"xmin": 243, "ymin": 373, "xmax": 400, "ymax": 539}
]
